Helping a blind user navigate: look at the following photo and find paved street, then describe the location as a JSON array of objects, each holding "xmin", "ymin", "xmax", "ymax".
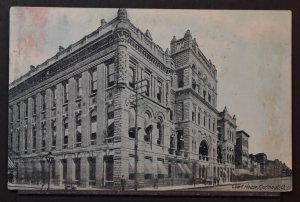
[
  {"xmin": 8, "ymin": 177, "xmax": 292, "ymax": 192},
  {"xmin": 181, "ymin": 177, "xmax": 292, "ymax": 192}
]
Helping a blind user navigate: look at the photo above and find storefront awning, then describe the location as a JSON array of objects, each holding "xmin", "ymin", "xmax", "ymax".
[
  {"xmin": 144, "ymin": 159, "xmax": 153, "ymax": 174},
  {"xmin": 157, "ymin": 161, "xmax": 168, "ymax": 175},
  {"xmin": 176, "ymin": 163, "xmax": 185, "ymax": 174},
  {"xmin": 183, "ymin": 164, "xmax": 192, "ymax": 175}
]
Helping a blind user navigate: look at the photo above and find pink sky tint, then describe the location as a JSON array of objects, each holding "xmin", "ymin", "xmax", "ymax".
[{"xmin": 16, "ymin": 8, "xmax": 49, "ymax": 58}]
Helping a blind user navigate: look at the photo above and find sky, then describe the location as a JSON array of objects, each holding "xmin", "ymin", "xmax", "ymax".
[{"xmin": 10, "ymin": 8, "xmax": 292, "ymax": 168}]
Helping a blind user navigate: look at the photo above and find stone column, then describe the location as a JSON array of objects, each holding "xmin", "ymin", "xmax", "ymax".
[
  {"xmin": 45, "ymin": 89, "xmax": 52, "ymax": 151},
  {"xmin": 12, "ymin": 104, "xmax": 18, "ymax": 154},
  {"xmin": 54, "ymin": 159, "xmax": 62, "ymax": 186},
  {"xmin": 80, "ymin": 156, "xmax": 89, "ymax": 188},
  {"xmin": 56, "ymin": 84, "xmax": 63, "ymax": 151},
  {"xmin": 96, "ymin": 63, "xmax": 106, "ymax": 145},
  {"xmin": 19, "ymin": 101, "xmax": 25, "ymax": 155},
  {"xmin": 36, "ymin": 93, "xmax": 42, "ymax": 153},
  {"xmin": 35, "ymin": 161, "xmax": 42, "ymax": 184},
  {"xmin": 27, "ymin": 98, "xmax": 33, "ymax": 154},
  {"xmin": 95, "ymin": 152, "xmax": 104, "ymax": 187},
  {"xmin": 66, "ymin": 158, "xmax": 75, "ymax": 183},
  {"xmin": 81, "ymin": 71, "xmax": 90, "ymax": 147},
  {"xmin": 68, "ymin": 77, "xmax": 76, "ymax": 149}
]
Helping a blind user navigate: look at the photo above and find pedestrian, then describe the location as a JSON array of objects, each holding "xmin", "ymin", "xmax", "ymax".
[{"xmin": 120, "ymin": 175, "xmax": 126, "ymax": 191}]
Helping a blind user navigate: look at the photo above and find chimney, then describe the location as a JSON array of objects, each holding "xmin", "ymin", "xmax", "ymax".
[
  {"xmin": 30, "ymin": 65, "xmax": 35, "ymax": 70},
  {"xmin": 100, "ymin": 19, "xmax": 107, "ymax": 26},
  {"xmin": 59, "ymin": 45, "xmax": 65, "ymax": 52}
]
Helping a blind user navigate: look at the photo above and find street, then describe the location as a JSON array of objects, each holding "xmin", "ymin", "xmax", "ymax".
[{"xmin": 181, "ymin": 177, "xmax": 292, "ymax": 192}]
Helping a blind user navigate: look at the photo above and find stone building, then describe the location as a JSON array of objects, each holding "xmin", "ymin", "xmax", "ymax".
[
  {"xmin": 217, "ymin": 107, "xmax": 237, "ymax": 182},
  {"xmin": 8, "ymin": 8, "xmax": 235, "ymax": 189},
  {"xmin": 235, "ymin": 130, "xmax": 250, "ymax": 169}
]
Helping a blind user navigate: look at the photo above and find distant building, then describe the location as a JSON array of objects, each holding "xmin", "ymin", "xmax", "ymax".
[
  {"xmin": 235, "ymin": 130, "xmax": 250, "ymax": 169},
  {"xmin": 217, "ymin": 107, "xmax": 236, "ymax": 181}
]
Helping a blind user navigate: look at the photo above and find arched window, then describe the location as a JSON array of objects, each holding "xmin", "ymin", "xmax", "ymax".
[
  {"xmin": 199, "ymin": 140, "xmax": 208, "ymax": 161},
  {"xmin": 144, "ymin": 111, "xmax": 152, "ymax": 142},
  {"xmin": 177, "ymin": 130, "xmax": 184, "ymax": 151}
]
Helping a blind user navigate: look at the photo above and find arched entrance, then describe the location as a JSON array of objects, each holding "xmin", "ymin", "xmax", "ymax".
[{"xmin": 199, "ymin": 140, "xmax": 208, "ymax": 161}]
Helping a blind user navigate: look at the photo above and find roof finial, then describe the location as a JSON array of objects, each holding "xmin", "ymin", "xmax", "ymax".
[
  {"xmin": 184, "ymin": 29, "xmax": 191, "ymax": 37},
  {"xmin": 171, "ymin": 35, "xmax": 177, "ymax": 43},
  {"xmin": 118, "ymin": 8, "xmax": 128, "ymax": 20}
]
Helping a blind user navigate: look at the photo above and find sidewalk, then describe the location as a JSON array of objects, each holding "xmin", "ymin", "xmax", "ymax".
[{"xmin": 7, "ymin": 179, "xmax": 269, "ymax": 191}]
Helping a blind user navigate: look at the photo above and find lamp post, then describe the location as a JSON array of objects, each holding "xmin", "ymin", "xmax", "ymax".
[
  {"xmin": 45, "ymin": 152, "xmax": 54, "ymax": 190},
  {"xmin": 127, "ymin": 67, "xmax": 148, "ymax": 191}
]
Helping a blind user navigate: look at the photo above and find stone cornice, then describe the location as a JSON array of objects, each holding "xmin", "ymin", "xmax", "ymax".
[
  {"xmin": 127, "ymin": 36, "xmax": 172, "ymax": 74},
  {"xmin": 175, "ymin": 88, "xmax": 219, "ymax": 114},
  {"xmin": 9, "ymin": 33, "xmax": 115, "ymax": 100}
]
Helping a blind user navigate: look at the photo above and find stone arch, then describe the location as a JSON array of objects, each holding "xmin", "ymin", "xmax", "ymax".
[
  {"xmin": 154, "ymin": 110, "xmax": 165, "ymax": 121},
  {"xmin": 199, "ymin": 140, "xmax": 209, "ymax": 161}
]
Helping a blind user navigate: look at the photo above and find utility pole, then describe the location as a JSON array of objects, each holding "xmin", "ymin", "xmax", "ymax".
[{"xmin": 131, "ymin": 74, "xmax": 148, "ymax": 191}]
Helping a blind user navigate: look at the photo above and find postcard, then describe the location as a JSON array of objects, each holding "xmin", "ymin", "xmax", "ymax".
[{"xmin": 8, "ymin": 7, "xmax": 292, "ymax": 192}]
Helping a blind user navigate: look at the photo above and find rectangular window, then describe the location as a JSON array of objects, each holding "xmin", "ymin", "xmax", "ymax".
[
  {"xmin": 198, "ymin": 112, "xmax": 201, "ymax": 125},
  {"xmin": 17, "ymin": 103, "xmax": 20, "ymax": 120},
  {"xmin": 75, "ymin": 114, "xmax": 82, "ymax": 147},
  {"xmin": 128, "ymin": 66, "xmax": 135, "ymax": 88},
  {"xmin": 52, "ymin": 87, "xmax": 57, "ymax": 108},
  {"xmin": 76, "ymin": 76, "xmax": 82, "ymax": 98},
  {"xmin": 107, "ymin": 110, "xmax": 114, "ymax": 137},
  {"xmin": 17, "ymin": 130, "xmax": 20, "ymax": 152},
  {"xmin": 75, "ymin": 158, "xmax": 81, "ymax": 183},
  {"xmin": 63, "ymin": 120, "xmax": 68, "ymax": 148},
  {"xmin": 208, "ymin": 93, "xmax": 211, "ymax": 103},
  {"xmin": 90, "ymin": 111, "xmax": 97, "ymax": 145},
  {"xmin": 107, "ymin": 63, "xmax": 115, "ymax": 87},
  {"xmin": 90, "ymin": 68, "xmax": 97, "ymax": 93},
  {"xmin": 63, "ymin": 81, "xmax": 69, "ymax": 104},
  {"xmin": 157, "ymin": 81, "xmax": 162, "ymax": 103},
  {"xmin": 168, "ymin": 164, "xmax": 172, "ymax": 178},
  {"xmin": 24, "ymin": 128, "xmax": 28, "ymax": 151},
  {"xmin": 41, "ymin": 92, "xmax": 46, "ymax": 111},
  {"xmin": 170, "ymin": 110, "xmax": 173, "ymax": 121},
  {"xmin": 88, "ymin": 157, "xmax": 96, "ymax": 183},
  {"xmin": 24, "ymin": 100, "xmax": 28, "ymax": 118},
  {"xmin": 203, "ymin": 89, "xmax": 206, "ymax": 100},
  {"xmin": 192, "ymin": 111, "xmax": 195, "ymax": 122},
  {"xmin": 52, "ymin": 121, "xmax": 56, "ymax": 148},
  {"xmin": 32, "ymin": 126, "xmax": 36, "ymax": 152},
  {"xmin": 32, "ymin": 96, "xmax": 36, "ymax": 115},
  {"xmin": 41, "ymin": 124, "xmax": 46, "ymax": 151},
  {"xmin": 177, "ymin": 69, "xmax": 184, "ymax": 88},
  {"xmin": 62, "ymin": 159, "xmax": 67, "ymax": 180}
]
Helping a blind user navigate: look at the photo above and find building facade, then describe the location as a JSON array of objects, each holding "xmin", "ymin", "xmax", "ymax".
[
  {"xmin": 217, "ymin": 107, "xmax": 237, "ymax": 182},
  {"xmin": 9, "ymin": 9, "xmax": 237, "ymax": 189},
  {"xmin": 235, "ymin": 130, "xmax": 250, "ymax": 169}
]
